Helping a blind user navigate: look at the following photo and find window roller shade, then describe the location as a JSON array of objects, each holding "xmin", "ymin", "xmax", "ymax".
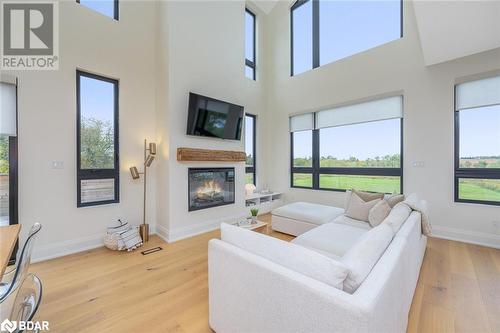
[
  {"xmin": 456, "ymin": 75, "xmax": 500, "ymax": 111},
  {"xmin": 0, "ymin": 82, "xmax": 17, "ymax": 136},
  {"xmin": 290, "ymin": 113, "xmax": 314, "ymax": 132},
  {"xmin": 315, "ymin": 96, "xmax": 402, "ymax": 129}
]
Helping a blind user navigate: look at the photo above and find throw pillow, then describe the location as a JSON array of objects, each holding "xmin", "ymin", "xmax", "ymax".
[
  {"xmin": 345, "ymin": 192, "xmax": 381, "ymax": 222},
  {"xmin": 352, "ymin": 189, "xmax": 384, "ymax": 202},
  {"xmin": 368, "ymin": 200, "xmax": 392, "ymax": 227},
  {"xmin": 386, "ymin": 194, "xmax": 405, "ymax": 208},
  {"xmin": 381, "ymin": 202, "xmax": 412, "ymax": 233}
]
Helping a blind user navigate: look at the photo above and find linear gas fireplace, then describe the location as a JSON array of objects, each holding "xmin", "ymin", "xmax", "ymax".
[{"xmin": 188, "ymin": 168, "xmax": 235, "ymax": 211}]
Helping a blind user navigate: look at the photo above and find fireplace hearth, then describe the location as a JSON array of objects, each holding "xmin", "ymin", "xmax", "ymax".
[{"xmin": 188, "ymin": 168, "xmax": 235, "ymax": 211}]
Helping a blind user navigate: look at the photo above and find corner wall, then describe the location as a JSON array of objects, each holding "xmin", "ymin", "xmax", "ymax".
[
  {"xmin": 155, "ymin": 1, "xmax": 270, "ymax": 241},
  {"xmin": 266, "ymin": 1, "xmax": 500, "ymax": 247}
]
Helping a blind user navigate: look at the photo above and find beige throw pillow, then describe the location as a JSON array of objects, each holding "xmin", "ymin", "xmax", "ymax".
[
  {"xmin": 368, "ymin": 200, "xmax": 392, "ymax": 227},
  {"xmin": 345, "ymin": 189, "xmax": 384, "ymax": 209},
  {"xmin": 353, "ymin": 189, "xmax": 384, "ymax": 202},
  {"xmin": 386, "ymin": 194, "xmax": 405, "ymax": 208},
  {"xmin": 345, "ymin": 192, "xmax": 381, "ymax": 222}
]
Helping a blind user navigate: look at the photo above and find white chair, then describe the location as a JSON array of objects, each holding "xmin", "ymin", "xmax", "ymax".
[{"xmin": 0, "ymin": 223, "xmax": 42, "ymax": 321}]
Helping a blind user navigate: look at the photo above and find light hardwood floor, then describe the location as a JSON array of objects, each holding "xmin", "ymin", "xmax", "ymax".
[{"xmin": 31, "ymin": 215, "xmax": 499, "ymax": 333}]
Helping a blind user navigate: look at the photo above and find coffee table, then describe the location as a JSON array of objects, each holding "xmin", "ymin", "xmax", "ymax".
[{"xmin": 233, "ymin": 220, "xmax": 268, "ymax": 232}]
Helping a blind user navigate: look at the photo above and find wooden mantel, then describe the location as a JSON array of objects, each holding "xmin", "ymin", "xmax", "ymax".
[{"xmin": 177, "ymin": 147, "xmax": 246, "ymax": 162}]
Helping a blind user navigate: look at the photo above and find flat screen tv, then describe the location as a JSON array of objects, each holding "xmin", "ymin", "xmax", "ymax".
[{"xmin": 186, "ymin": 93, "xmax": 244, "ymax": 140}]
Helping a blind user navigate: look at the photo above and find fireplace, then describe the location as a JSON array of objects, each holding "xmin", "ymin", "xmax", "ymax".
[{"xmin": 188, "ymin": 168, "xmax": 235, "ymax": 211}]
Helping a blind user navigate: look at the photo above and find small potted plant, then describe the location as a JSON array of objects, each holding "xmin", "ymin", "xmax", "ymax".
[{"xmin": 250, "ymin": 208, "xmax": 259, "ymax": 224}]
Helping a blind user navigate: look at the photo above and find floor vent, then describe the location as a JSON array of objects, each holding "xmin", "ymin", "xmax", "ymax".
[{"xmin": 141, "ymin": 247, "xmax": 163, "ymax": 255}]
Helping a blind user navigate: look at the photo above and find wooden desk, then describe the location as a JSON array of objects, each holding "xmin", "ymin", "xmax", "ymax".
[{"xmin": 0, "ymin": 225, "xmax": 20, "ymax": 277}]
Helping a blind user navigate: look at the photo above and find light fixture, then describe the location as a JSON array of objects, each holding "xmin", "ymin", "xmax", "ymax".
[
  {"xmin": 129, "ymin": 166, "xmax": 140, "ymax": 180},
  {"xmin": 129, "ymin": 139, "xmax": 157, "ymax": 242},
  {"xmin": 145, "ymin": 154, "xmax": 155, "ymax": 167}
]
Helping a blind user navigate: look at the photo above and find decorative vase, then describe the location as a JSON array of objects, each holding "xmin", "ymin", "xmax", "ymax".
[{"xmin": 251, "ymin": 216, "xmax": 257, "ymax": 224}]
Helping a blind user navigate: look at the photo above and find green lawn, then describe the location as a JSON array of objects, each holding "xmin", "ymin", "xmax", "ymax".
[
  {"xmin": 293, "ymin": 174, "xmax": 400, "ymax": 194},
  {"xmin": 458, "ymin": 179, "xmax": 500, "ymax": 202},
  {"xmin": 292, "ymin": 174, "xmax": 500, "ymax": 203}
]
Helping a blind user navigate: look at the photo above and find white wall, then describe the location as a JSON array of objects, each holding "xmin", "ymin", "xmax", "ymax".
[
  {"xmin": 0, "ymin": 0, "xmax": 158, "ymax": 260},
  {"xmin": 155, "ymin": 1, "xmax": 269, "ymax": 241},
  {"xmin": 3, "ymin": 0, "xmax": 499, "ymax": 259},
  {"xmin": 266, "ymin": 1, "xmax": 500, "ymax": 247}
]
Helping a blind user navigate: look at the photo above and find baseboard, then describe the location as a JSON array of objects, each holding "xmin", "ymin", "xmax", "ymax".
[
  {"xmin": 157, "ymin": 214, "xmax": 244, "ymax": 243},
  {"xmin": 431, "ymin": 225, "xmax": 500, "ymax": 249},
  {"xmin": 32, "ymin": 225, "xmax": 158, "ymax": 263}
]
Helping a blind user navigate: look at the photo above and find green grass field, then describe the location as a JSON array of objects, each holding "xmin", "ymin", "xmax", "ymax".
[
  {"xmin": 458, "ymin": 179, "xmax": 500, "ymax": 202},
  {"xmin": 293, "ymin": 174, "xmax": 400, "ymax": 193},
  {"xmin": 292, "ymin": 174, "xmax": 500, "ymax": 202}
]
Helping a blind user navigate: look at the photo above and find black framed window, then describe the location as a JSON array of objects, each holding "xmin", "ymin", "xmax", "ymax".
[
  {"xmin": 291, "ymin": 0, "xmax": 403, "ymax": 76},
  {"xmin": 76, "ymin": 0, "xmax": 119, "ymax": 20},
  {"xmin": 245, "ymin": 8, "xmax": 256, "ymax": 80},
  {"xmin": 245, "ymin": 114, "xmax": 256, "ymax": 185},
  {"xmin": 77, "ymin": 70, "xmax": 119, "ymax": 207},
  {"xmin": 291, "ymin": 96, "xmax": 403, "ymax": 193},
  {"xmin": 1, "ymin": 80, "xmax": 19, "ymax": 264},
  {"xmin": 454, "ymin": 75, "xmax": 500, "ymax": 205}
]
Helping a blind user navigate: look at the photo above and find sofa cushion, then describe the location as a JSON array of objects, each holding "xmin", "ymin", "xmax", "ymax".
[
  {"xmin": 333, "ymin": 214, "xmax": 372, "ymax": 230},
  {"xmin": 292, "ymin": 222, "xmax": 368, "ymax": 258},
  {"xmin": 341, "ymin": 224, "xmax": 394, "ymax": 293},
  {"xmin": 272, "ymin": 202, "xmax": 344, "ymax": 226},
  {"xmin": 368, "ymin": 200, "xmax": 392, "ymax": 227},
  {"xmin": 220, "ymin": 223, "xmax": 349, "ymax": 289},
  {"xmin": 381, "ymin": 202, "xmax": 412, "ymax": 233},
  {"xmin": 345, "ymin": 192, "xmax": 381, "ymax": 222}
]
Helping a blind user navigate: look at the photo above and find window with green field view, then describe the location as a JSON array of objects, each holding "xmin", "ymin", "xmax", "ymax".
[
  {"xmin": 245, "ymin": 114, "xmax": 256, "ymax": 185},
  {"xmin": 291, "ymin": 117, "xmax": 402, "ymax": 193},
  {"xmin": 454, "ymin": 76, "xmax": 500, "ymax": 205}
]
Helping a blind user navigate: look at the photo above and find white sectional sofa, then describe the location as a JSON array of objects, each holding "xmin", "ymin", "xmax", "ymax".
[{"xmin": 208, "ymin": 198, "xmax": 427, "ymax": 333}]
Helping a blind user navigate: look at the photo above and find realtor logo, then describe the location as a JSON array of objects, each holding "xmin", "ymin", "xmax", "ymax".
[{"xmin": 1, "ymin": 1, "xmax": 59, "ymax": 70}]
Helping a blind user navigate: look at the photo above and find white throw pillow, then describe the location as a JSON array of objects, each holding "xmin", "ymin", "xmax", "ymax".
[
  {"xmin": 368, "ymin": 200, "xmax": 392, "ymax": 227},
  {"xmin": 220, "ymin": 223, "xmax": 349, "ymax": 290},
  {"xmin": 345, "ymin": 192, "xmax": 381, "ymax": 222},
  {"xmin": 341, "ymin": 224, "xmax": 395, "ymax": 293},
  {"xmin": 381, "ymin": 202, "xmax": 412, "ymax": 233}
]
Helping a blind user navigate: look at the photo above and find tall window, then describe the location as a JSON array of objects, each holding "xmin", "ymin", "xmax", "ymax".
[
  {"xmin": 245, "ymin": 8, "xmax": 256, "ymax": 80},
  {"xmin": 291, "ymin": 0, "xmax": 402, "ymax": 76},
  {"xmin": 77, "ymin": 0, "xmax": 119, "ymax": 20},
  {"xmin": 245, "ymin": 114, "xmax": 256, "ymax": 185},
  {"xmin": 291, "ymin": 96, "xmax": 403, "ymax": 193},
  {"xmin": 455, "ymin": 75, "xmax": 500, "ymax": 205},
  {"xmin": 77, "ymin": 71, "xmax": 119, "ymax": 207},
  {"xmin": 0, "ymin": 81, "xmax": 18, "ymax": 232}
]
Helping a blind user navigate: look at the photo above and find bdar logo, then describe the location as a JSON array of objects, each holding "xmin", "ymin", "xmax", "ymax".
[{"xmin": 0, "ymin": 319, "xmax": 17, "ymax": 333}]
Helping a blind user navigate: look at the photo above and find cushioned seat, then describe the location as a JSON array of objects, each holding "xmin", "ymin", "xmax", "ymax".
[
  {"xmin": 271, "ymin": 202, "xmax": 345, "ymax": 236},
  {"xmin": 273, "ymin": 202, "xmax": 345, "ymax": 224},
  {"xmin": 292, "ymin": 222, "xmax": 368, "ymax": 258},
  {"xmin": 332, "ymin": 214, "xmax": 371, "ymax": 230}
]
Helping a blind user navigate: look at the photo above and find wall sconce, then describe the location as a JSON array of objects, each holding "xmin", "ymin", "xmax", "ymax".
[{"xmin": 129, "ymin": 139, "xmax": 157, "ymax": 242}]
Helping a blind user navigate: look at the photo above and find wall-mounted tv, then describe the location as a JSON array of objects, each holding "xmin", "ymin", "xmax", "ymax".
[{"xmin": 186, "ymin": 93, "xmax": 244, "ymax": 140}]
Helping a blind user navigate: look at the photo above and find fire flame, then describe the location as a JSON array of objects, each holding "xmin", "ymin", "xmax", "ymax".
[{"xmin": 196, "ymin": 180, "xmax": 222, "ymax": 198}]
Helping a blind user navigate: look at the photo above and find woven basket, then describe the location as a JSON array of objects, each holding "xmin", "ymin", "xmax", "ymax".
[{"xmin": 104, "ymin": 233, "xmax": 120, "ymax": 251}]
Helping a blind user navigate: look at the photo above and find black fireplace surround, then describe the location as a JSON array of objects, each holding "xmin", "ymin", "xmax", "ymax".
[{"xmin": 188, "ymin": 168, "xmax": 235, "ymax": 211}]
